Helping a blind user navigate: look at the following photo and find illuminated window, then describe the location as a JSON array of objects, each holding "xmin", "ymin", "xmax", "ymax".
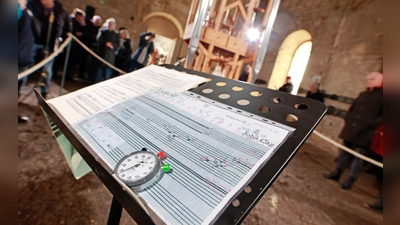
[{"xmin": 287, "ymin": 41, "xmax": 312, "ymax": 94}]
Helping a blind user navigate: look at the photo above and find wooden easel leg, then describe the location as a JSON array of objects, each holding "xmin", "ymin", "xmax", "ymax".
[{"xmin": 107, "ymin": 196, "xmax": 123, "ymax": 225}]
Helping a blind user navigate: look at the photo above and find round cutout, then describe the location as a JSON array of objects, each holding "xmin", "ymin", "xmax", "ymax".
[
  {"xmin": 237, "ymin": 100, "xmax": 250, "ymax": 106},
  {"xmin": 244, "ymin": 186, "xmax": 252, "ymax": 193},
  {"xmin": 206, "ymin": 78, "xmax": 212, "ymax": 82},
  {"xmin": 272, "ymin": 97, "xmax": 283, "ymax": 103},
  {"xmin": 218, "ymin": 94, "xmax": 230, "ymax": 99},
  {"xmin": 250, "ymin": 91, "xmax": 262, "ymax": 97},
  {"xmin": 216, "ymin": 82, "xmax": 227, "ymax": 87},
  {"xmin": 258, "ymin": 106, "xmax": 271, "ymax": 113},
  {"xmin": 202, "ymin": 88, "xmax": 213, "ymax": 94},
  {"xmin": 232, "ymin": 199, "xmax": 240, "ymax": 207},
  {"xmin": 284, "ymin": 114, "xmax": 298, "ymax": 122},
  {"xmin": 232, "ymin": 86, "xmax": 243, "ymax": 91},
  {"xmin": 295, "ymin": 103, "xmax": 309, "ymax": 110}
]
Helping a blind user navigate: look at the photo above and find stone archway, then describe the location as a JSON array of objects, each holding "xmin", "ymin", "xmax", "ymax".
[
  {"xmin": 140, "ymin": 13, "xmax": 184, "ymax": 64},
  {"xmin": 267, "ymin": 29, "xmax": 312, "ymax": 92},
  {"xmin": 141, "ymin": 12, "xmax": 184, "ymax": 38}
]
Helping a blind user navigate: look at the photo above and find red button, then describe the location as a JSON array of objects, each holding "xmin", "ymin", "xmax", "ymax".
[{"xmin": 158, "ymin": 151, "xmax": 165, "ymax": 159}]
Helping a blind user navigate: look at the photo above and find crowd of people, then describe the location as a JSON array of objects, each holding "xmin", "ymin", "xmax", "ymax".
[{"xmin": 18, "ymin": 0, "xmax": 156, "ymax": 101}]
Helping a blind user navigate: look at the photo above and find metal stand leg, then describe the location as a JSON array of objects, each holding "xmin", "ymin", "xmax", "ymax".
[
  {"xmin": 59, "ymin": 40, "xmax": 72, "ymax": 96},
  {"xmin": 107, "ymin": 196, "xmax": 123, "ymax": 225}
]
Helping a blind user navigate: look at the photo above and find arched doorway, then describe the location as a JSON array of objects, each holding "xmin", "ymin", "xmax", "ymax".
[
  {"xmin": 140, "ymin": 12, "xmax": 184, "ymax": 65},
  {"xmin": 268, "ymin": 29, "xmax": 312, "ymax": 94}
]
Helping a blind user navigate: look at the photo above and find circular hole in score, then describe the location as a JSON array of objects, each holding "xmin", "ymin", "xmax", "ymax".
[
  {"xmin": 232, "ymin": 199, "xmax": 240, "ymax": 207},
  {"xmin": 295, "ymin": 103, "xmax": 309, "ymax": 110},
  {"xmin": 202, "ymin": 88, "xmax": 213, "ymax": 94},
  {"xmin": 216, "ymin": 82, "xmax": 227, "ymax": 87},
  {"xmin": 244, "ymin": 186, "xmax": 252, "ymax": 193},
  {"xmin": 218, "ymin": 94, "xmax": 230, "ymax": 99},
  {"xmin": 206, "ymin": 78, "xmax": 212, "ymax": 82},
  {"xmin": 284, "ymin": 114, "xmax": 298, "ymax": 122},
  {"xmin": 258, "ymin": 106, "xmax": 271, "ymax": 113},
  {"xmin": 237, "ymin": 99, "xmax": 250, "ymax": 106},
  {"xmin": 272, "ymin": 97, "xmax": 283, "ymax": 103},
  {"xmin": 250, "ymin": 91, "xmax": 262, "ymax": 97},
  {"xmin": 232, "ymin": 86, "xmax": 243, "ymax": 91}
]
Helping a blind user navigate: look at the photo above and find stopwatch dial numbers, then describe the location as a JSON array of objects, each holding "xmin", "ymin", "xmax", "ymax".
[{"xmin": 118, "ymin": 153, "xmax": 157, "ymax": 182}]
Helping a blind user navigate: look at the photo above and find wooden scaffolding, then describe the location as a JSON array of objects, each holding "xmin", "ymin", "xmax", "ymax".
[{"xmin": 183, "ymin": 0, "xmax": 275, "ymax": 81}]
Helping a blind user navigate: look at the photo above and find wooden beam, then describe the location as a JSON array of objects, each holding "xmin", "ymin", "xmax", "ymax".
[
  {"xmin": 215, "ymin": 0, "xmax": 228, "ymax": 31},
  {"xmin": 194, "ymin": 51, "xmax": 205, "ymax": 71},
  {"xmin": 233, "ymin": 60, "xmax": 243, "ymax": 80},
  {"xmin": 224, "ymin": 1, "xmax": 240, "ymax": 13},
  {"xmin": 209, "ymin": 0, "xmax": 218, "ymax": 20},
  {"xmin": 227, "ymin": 53, "xmax": 240, "ymax": 79},
  {"xmin": 262, "ymin": 0, "xmax": 274, "ymax": 27}
]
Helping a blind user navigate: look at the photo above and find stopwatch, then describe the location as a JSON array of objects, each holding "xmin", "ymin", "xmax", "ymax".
[{"xmin": 114, "ymin": 150, "xmax": 168, "ymax": 191}]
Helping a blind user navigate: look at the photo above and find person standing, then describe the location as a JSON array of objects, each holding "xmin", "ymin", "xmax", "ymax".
[
  {"xmin": 67, "ymin": 8, "xmax": 90, "ymax": 80},
  {"xmin": 306, "ymin": 82, "xmax": 324, "ymax": 103},
  {"xmin": 324, "ymin": 72, "xmax": 383, "ymax": 189},
  {"xmin": 278, "ymin": 76, "xmax": 293, "ymax": 93},
  {"xmin": 94, "ymin": 18, "xmax": 119, "ymax": 83},
  {"xmin": 27, "ymin": 0, "xmax": 70, "ymax": 98},
  {"xmin": 86, "ymin": 15, "xmax": 102, "ymax": 82},
  {"xmin": 18, "ymin": 0, "xmax": 35, "ymax": 123},
  {"xmin": 114, "ymin": 29, "xmax": 131, "ymax": 75},
  {"xmin": 127, "ymin": 32, "xmax": 155, "ymax": 72},
  {"xmin": 238, "ymin": 65, "xmax": 253, "ymax": 83}
]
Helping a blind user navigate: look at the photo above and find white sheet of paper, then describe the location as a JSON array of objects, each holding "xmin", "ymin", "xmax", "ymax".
[
  {"xmin": 47, "ymin": 65, "xmax": 207, "ymax": 125},
  {"xmin": 72, "ymin": 88, "xmax": 293, "ymax": 225}
]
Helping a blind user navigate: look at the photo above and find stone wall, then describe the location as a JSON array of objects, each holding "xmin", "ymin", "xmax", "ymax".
[
  {"xmin": 258, "ymin": 0, "xmax": 382, "ymax": 151},
  {"xmin": 60, "ymin": 0, "xmax": 382, "ymax": 151}
]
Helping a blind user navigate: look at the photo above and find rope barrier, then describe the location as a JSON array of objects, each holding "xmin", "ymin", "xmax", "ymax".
[
  {"xmin": 18, "ymin": 36, "xmax": 73, "ymax": 80},
  {"xmin": 68, "ymin": 33, "xmax": 127, "ymax": 74},
  {"xmin": 16, "ymin": 33, "xmax": 383, "ymax": 169},
  {"xmin": 312, "ymin": 131, "xmax": 383, "ymax": 168}
]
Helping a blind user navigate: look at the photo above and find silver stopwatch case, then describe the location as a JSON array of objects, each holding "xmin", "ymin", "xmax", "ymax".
[{"xmin": 114, "ymin": 151, "xmax": 163, "ymax": 192}]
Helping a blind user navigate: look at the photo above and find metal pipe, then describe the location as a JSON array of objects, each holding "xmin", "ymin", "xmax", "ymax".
[
  {"xmin": 185, "ymin": 0, "xmax": 213, "ymax": 68},
  {"xmin": 252, "ymin": 0, "xmax": 281, "ymax": 83},
  {"xmin": 59, "ymin": 39, "xmax": 72, "ymax": 96}
]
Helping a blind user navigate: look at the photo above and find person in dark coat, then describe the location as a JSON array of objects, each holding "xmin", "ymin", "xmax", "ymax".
[
  {"xmin": 86, "ymin": 15, "xmax": 102, "ymax": 82},
  {"xmin": 238, "ymin": 65, "xmax": 253, "ymax": 82},
  {"xmin": 127, "ymin": 32, "xmax": 155, "ymax": 72},
  {"xmin": 67, "ymin": 8, "xmax": 91, "ymax": 80},
  {"xmin": 27, "ymin": 0, "xmax": 70, "ymax": 98},
  {"xmin": 324, "ymin": 72, "xmax": 383, "ymax": 189},
  {"xmin": 94, "ymin": 18, "xmax": 119, "ymax": 83},
  {"xmin": 306, "ymin": 82, "xmax": 324, "ymax": 103},
  {"xmin": 114, "ymin": 29, "xmax": 131, "ymax": 75},
  {"xmin": 279, "ymin": 76, "xmax": 293, "ymax": 93},
  {"xmin": 18, "ymin": 0, "xmax": 35, "ymax": 123}
]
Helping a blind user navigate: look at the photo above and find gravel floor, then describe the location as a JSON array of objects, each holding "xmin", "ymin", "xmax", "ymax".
[{"xmin": 18, "ymin": 79, "xmax": 383, "ymax": 225}]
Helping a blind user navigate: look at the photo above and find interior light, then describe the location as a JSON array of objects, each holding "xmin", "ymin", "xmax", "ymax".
[{"xmin": 247, "ymin": 28, "xmax": 259, "ymax": 41}]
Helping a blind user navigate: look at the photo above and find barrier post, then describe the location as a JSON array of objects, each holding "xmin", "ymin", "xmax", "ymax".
[{"xmin": 59, "ymin": 40, "xmax": 72, "ymax": 96}]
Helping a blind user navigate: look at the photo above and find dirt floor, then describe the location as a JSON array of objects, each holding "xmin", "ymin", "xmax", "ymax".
[{"xmin": 18, "ymin": 78, "xmax": 383, "ymax": 225}]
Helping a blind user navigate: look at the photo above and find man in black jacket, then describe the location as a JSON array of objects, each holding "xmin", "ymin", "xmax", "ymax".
[
  {"xmin": 94, "ymin": 18, "xmax": 119, "ymax": 83},
  {"xmin": 324, "ymin": 72, "xmax": 383, "ymax": 189},
  {"xmin": 306, "ymin": 82, "xmax": 324, "ymax": 103},
  {"xmin": 18, "ymin": 0, "xmax": 35, "ymax": 123},
  {"xmin": 27, "ymin": 0, "xmax": 70, "ymax": 98},
  {"xmin": 278, "ymin": 76, "xmax": 293, "ymax": 93},
  {"xmin": 127, "ymin": 32, "xmax": 155, "ymax": 72}
]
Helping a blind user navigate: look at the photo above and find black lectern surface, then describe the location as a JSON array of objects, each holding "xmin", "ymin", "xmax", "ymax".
[{"xmin": 36, "ymin": 65, "xmax": 326, "ymax": 225}]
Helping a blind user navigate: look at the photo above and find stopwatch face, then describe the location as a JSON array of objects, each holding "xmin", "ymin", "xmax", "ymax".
[{"xmin": 114, "ymin": 151, "xmax": 162, "ymax": 188}]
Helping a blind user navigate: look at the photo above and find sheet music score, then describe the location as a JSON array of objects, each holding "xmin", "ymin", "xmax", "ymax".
[
  {"xmin": 47, "ymin": 65, "xmax": 207, "ymax": 125},
  {"xmin": 72, "ymin": 88, "xmax": 293, "ymax": 225}
]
